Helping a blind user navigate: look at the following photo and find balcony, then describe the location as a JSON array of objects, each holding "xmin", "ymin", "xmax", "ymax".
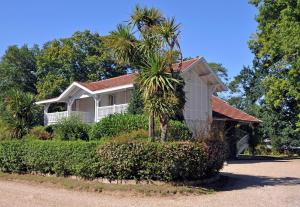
[
  {"xmin": 44, "ymin": 103, "xmax": 129, "ymax": 125},
  {"xmin": 45, "ymin": 111, "xmax": 93, "ymax": 125},
  {"xmin": 97, "ymin": 103, "xmax": 128, "ymax": 121}
]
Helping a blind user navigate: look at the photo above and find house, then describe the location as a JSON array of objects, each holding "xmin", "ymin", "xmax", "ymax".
[{"xmin": 36, "ymin": 57, "xmax": 260, "ymax": 138}]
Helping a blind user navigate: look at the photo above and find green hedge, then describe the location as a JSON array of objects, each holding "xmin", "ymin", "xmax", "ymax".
[
  {"xmin": 98, "ymin": 139, "xmax": 226, "ymax": 181},
  {"xmin": 90, "ymin": 113, "xmax": 192, "ymax": 140},
  {"xmin": 0, "ymin": 141, "xmax": 100, "ymax": 179},
  {"xmin": 0, "ymin": 139, "xmax": 226, "ymax": 181}
]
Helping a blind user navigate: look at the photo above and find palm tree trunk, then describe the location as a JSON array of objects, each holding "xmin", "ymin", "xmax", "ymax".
[
  {"xmin": 148, "ymin": 112, "xmax": 155, "ymax": 140},
  {"xmin": 160, "ymin": 121, "xmax": 168, "ymax": 142}
]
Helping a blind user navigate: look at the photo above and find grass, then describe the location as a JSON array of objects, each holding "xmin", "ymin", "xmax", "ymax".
[{"xmin": 0, "ymin": 172, "xmax": 212, "ymax": 196}]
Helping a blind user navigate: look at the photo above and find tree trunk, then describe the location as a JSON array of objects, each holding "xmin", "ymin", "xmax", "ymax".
[
  {"xmin": 148, "ymin": 112, "xmax": 154, "ymax": 141},
  {"xmin": 160, "ymin": 121, "xmax": 168, "ymax": 142}
]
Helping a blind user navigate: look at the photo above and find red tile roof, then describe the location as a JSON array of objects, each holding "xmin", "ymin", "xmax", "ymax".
[
  {"xmin": 76, "ymin": 59, "xmax": 260, "ymax": 123},
  {"xmin": 77, "ymin": 58, "xmax": 199, "ymax": 92},
  {"xmin": 172, "ymin": 58, "xmax": 199, "ymax": 72},
  {"xmin": 78, "ymin": 73, "xmax": 136, "ymax": 91},
  {"xmin": 212, "ymin": 96, "xmax": 261, "ymax": 123}
]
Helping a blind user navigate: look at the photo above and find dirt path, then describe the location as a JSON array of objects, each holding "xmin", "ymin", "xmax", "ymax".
[{"xmin": 0, "ymin": 159, "xmax": 300, "ymax": 207}]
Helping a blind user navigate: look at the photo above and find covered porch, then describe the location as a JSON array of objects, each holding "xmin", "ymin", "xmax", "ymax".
[{"xmin": 36, "ymin": 81, "xmax": 133, "ymax": 125}]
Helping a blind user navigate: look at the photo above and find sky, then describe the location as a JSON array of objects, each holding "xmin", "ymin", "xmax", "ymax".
[{"xmin": 0, "ymin": 0, "xmax": 257, "ymax": 79}]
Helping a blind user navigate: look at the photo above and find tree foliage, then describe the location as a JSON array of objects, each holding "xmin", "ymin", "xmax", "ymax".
[
  {"xmin": 106, "ymin": 5, "xmax": 185, "ymax": 141},
  {"xmin": 228, "ymin": 0, "xmax": 300, "ymax": 148},
  {"xmin": 36, "ymin": 30, "xmax": 128, "ymax": 99},
  {"xmin": 0, "ymin": 45, "xmax": 39, "ymax": 96},
  {"xmin": 0, "ymin": 90, "xmax": 42, "ymax": 138}
]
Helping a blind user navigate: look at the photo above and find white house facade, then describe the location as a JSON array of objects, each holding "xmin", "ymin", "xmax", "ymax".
[{"xmin": 36, "ymin": 57, "xmax": 227, "ymax": 135}]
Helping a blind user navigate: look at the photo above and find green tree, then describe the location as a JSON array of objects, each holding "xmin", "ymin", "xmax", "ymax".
[
  {"xmin": 106, "ymin": 5, "xmax": 184, "ymax": 141},
  {"xmin": 208, "ymin": 62, "xmax": 229, "ymax": 84},
  {"xmin": 250, "ymin": 0, "xmax": 300, "ymax": 135},
  {"xmin": 0, "ymin": 45, "xmax": 39, "ymax": 96},
  {"xmin": 36, "ymin": 30, "xmax": 128, "ymax": 99}
]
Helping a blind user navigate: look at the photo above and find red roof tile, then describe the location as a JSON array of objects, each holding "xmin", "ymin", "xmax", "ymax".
[
  {"xmin": 212, "ymin": 96, "xmax": 261, "ymax": 123},
  {"xmin": 78, "ymin": 73, "xmax": 136, "ymax": 91},
  {"xmin": 77, "ymin": 58, "xmax": 199, "ymax": 92},
  {"xmin": 172, "ymin": 58, "xmax": 199, "ymax": 72}
]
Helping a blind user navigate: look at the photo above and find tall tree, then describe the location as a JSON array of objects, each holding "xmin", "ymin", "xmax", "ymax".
[
  {"xmin": 0, "ymin": 45, "xmax": 39, "ymax": 96},
  {"xmin": 106, "ymin": 5, "xmax": 184, "ymax": 140},
  {"xmin": 250, "ymin": 0, "xmax": 299, "ymax": 132},
  {"xmin": 208, "ymin": 62, "xmax": 229, "ymax": 84},
  {"xmin": 228, "ymin": 0, "xmax": 300, "ymax": 148},
  {"xmin": 36, "ymin": 30, "xmax": 128, "ymax": 99}
]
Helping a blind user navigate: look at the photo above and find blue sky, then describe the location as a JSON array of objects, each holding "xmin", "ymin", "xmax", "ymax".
[{"xmin": 0, "ymin": 0, "xmax": 257, "ymax": 79}]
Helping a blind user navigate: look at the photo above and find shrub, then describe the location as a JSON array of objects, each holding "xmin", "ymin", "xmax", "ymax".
[
  {"xmin": 90, "ymin": 113, "xmax": 192, "ymax": 140},
  {"xmin": 108, "ymin": 129, "xmax": 148, "ymax": 143},
  {"xmin": 54, "ymin": 116, "xmax": 90, "ymax": 141},
  {"xmin": 90, "ymin": 113, "xmax": 148, "ymax": 140},
  {"xmin": 0, "ymin": 141, "xmax": 100, "ymax": 178},
  {"xmin": 26, "ymin": 126, "xmax": 53, "ymax": 140},
  {"xmin": 98, "ymin": 139, "xmax": 226, "ymax": 181},
  {"xmin": 0, "ymin": 119, "xmax": 12, "ymax": 140},
  {"xmin": 0, "ymin": 139, "xmax": 226, "ymax": 181},
  {"xmin": 167, "ymin": 120, "xmax": 192, "ymax": 141}
]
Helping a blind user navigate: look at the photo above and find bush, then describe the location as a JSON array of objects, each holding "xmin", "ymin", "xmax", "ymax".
[
  {"xmin": 54, "ymin": 116, "xmax": 90, "ymax": 141},
  {"xmin": 26, "ymin": 126, "xmax": 53, "ymax": 140},
  {"xmin": 90, "ymin": 113, "xmax": 192, "ymax": 140},
  {"xmin": 0, "ymin": 139, "xmax": 226, "ymax": 181},
  {"xmin": 108, "ymin": 129, "xmax": 148, "ymax": 143},
  {"xmin": 0, "ymin": 119, "xmax": 12, "ymax": 140},
  {"xmin": 90, "ymin": 114, "xmax": 148, "ymax": 139},
  {"xmin": 167, "ymin": 120, "xmax": 192, "ymax": 141},
  {"xmin": 0, "ymin": 140, "xmax": 100, "ymax": 178},
  {"xmin": 98, "ymin": 139, "xmax": 226, "ymax": 181}
]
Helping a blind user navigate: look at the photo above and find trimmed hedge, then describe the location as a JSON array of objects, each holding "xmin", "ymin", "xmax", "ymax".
[
  {"xmin": 0, "ymin": 141, "xmax": 100, "ymax": 179},
  {"xmin": 0, "ymin": 139, "xmax": 226, "ymax": 181},
  {"xmin": 90, "ymin": 113, "xmax": 192, "ymax": 140},
  {"xmin": 98, "ymin": 139, "xmax": 226, "ymax": 181}
]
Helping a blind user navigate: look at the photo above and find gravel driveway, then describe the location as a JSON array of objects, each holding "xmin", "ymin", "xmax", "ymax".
[{"xmin": 0, "ymin": 159, "xmax": 299, "ymax": 207}]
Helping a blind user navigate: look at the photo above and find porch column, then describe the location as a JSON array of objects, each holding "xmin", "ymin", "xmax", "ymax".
[
  {"xmin": 67, "ymin": 98, "xmax": 75, "ymax": 117},
  {"xmin": 43, "ymin": 103, "xmax": 50, "ymax": 126},
  {"xmin": 94, "ymin": 95, "xmax": 100, "ymax": 122}
]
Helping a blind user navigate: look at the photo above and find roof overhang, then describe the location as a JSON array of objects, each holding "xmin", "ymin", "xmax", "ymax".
[
  {"xmin": 181, "ymin": 57, "xmax": 227, "ymax": 92},
  {"xmin": 36, "ymin": 82, "xmax": 134, "ymax": 105}
]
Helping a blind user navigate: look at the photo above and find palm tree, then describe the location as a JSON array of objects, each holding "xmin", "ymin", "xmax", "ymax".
[
  {"xmin": 1, "ymin": 89, "xmax": 40, "ymax": 138},
  {"xmin": 138, "ymin": 54, "xmax": 182, "ymax": 141},
  {"xmin": 106, "ymin": 5, "xmax": 184, "ymax": 141}
]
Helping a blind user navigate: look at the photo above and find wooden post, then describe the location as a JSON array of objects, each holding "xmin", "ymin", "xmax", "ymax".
[
  {"xmin": 67, "ymin": 98, "xmax": 75, "ymax": 118},
  {"xmin": 94, "ymin": 95, "xmax": 100, "ymax": 122},
  {"xmin": 43, "ymin": 103, "xmax": 50, "ymax": 126}
]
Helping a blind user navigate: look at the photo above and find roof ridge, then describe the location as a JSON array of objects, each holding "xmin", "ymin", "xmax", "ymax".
[{"xmin": 79, "ymin": 73, "xmax": 136, "ymax": 85}]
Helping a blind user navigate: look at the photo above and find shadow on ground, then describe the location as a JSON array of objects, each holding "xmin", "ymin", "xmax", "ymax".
[{"xmin": 204, "ymin": 173, "xmax": 300, "ymax": 192}]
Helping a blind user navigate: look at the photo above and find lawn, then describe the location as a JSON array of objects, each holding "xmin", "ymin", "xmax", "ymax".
[{"xmin": 0, "ymin": 172, "xmax": 212, "ymax": 196}]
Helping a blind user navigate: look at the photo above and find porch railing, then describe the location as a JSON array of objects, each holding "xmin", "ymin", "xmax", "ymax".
[
  {"xmin": 45, "ymin": 111, "xmax": 93, "ymax": 125},
  {"xmin": 97, "ymin": 103, "xmax": 128, "ymax": 121}
]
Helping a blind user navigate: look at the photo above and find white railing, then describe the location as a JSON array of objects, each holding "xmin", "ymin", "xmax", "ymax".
[
  {"xmin": 97, "ymin": 104, "xmax": 128, "ymax": 121},
  {"xmin": 45, "ymin": 111, "xmax": 92, "ymax": 125},
  {"xmin": 70, "ymin": 111, "xmax": 93, "ymax": 123},
  {"xmin": 45, "ymin": 111, "xmax": 68, "ymax": 125}
]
